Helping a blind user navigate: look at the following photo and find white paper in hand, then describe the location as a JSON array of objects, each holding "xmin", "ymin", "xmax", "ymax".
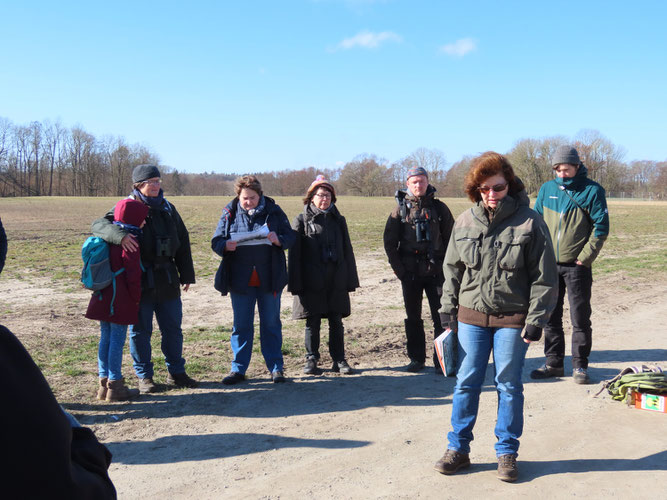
[{"xmin": 230, "ymin": 224, "xmax": 272, "ymax": 246}]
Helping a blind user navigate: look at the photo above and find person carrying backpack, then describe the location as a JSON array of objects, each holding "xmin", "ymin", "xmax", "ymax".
[
  {"xmin": 92, "ymin": 165, "xmax": 197, "ymax": 393},
  {"xmin": 86, "ymin": 199, "xmax": 148, "ymax": 401}
]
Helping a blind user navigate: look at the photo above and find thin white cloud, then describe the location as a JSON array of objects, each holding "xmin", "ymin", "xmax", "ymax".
[
  {"xmin": 333, "ymin": 30, "xmax": 402, "ymax": 51},
  {"xmin": 439, "ymin": 38, "xmax": 477, "ymax": 57}
]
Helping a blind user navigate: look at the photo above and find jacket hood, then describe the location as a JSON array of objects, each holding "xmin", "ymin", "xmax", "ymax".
[{"xmin": 114, "ymin": 199, "xmax": 149, "ymax": 227}]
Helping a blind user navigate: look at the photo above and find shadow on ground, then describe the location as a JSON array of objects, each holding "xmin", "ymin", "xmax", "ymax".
[
  {"xmin": 106, "ymin": 432, "xmax": 370, "ymax": 464},
  {"xmin": 63, "ymin": 366, "xmax": 456, "ymax": 423},
  {"xmin": 463, "ymin": 449, "xmax": 667, "ymax": 483}
]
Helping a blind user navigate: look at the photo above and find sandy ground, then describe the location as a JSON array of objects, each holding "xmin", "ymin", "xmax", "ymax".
[{"xmin": 2, "ymin": 255, "xmax": 666, "ymax": 499}]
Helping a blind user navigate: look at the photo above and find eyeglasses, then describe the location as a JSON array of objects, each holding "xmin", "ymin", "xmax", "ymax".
[
  {"xmin": 314, "ymin": 192, "xmax": 331, "ymax": 199},
  {"xmin": 142, "ymin": 179, "xmax": 162, "ymax": 186},
  {"xmin": 478, "ymin": 183, "xmax": 508, "ymax": 194}
]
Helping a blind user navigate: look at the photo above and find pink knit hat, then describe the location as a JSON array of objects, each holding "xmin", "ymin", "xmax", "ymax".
[{"xmin": 306, "ymin": 175, "xmax": 336, "ymax": 200}]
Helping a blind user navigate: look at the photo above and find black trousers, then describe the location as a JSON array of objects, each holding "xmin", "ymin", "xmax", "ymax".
[
  {"xmin": 305, "ymin": 313, "xmax": 345, "ymax": 362},
  {"xmin": 401, "ymin": 275, "xmax": 443, "ymax": 363},
  {"xmin": 544, "ymin": 263, "xmax": 593, "ymax": 369}
]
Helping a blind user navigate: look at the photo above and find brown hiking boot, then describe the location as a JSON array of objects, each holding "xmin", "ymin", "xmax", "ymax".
[
  {"xmin": 434, "ymin": 449, "xmax": 471, "ymax": 475},
  {"xmin": 137, "ymin": 377, "xmax": 157, "ymax": 394},
  {"xmin": 166, "ymin": 371, "xmax": 199, "ymax": 388},
  {"xmin": 497, "ymin": 453, "xmax": 519, "ymax": 482},
  {"xmin": 96, "ymin": 378, "xmax": 108, "ymax": 400},
  {"xmin": 106, "ymin": 378, "xmax": 139, "ymax": 401}
]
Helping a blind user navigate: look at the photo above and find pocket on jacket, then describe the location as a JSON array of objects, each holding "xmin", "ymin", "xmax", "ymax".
[
  {"xmin": 496, "ymin": 234, "xmax": 530, "ymax": 271},
  {"xmin": 457, "ymin": 237, "xmax": 480, "ymax": 268}
]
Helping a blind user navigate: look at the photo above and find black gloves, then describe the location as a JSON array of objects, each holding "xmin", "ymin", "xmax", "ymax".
[
  {"xmin": 439, "ymin": 312, "xmax": 458, "ymax": 334},
  {"xmin": 522, "ymin": 324, "xmax": 542, "ymax": 342}
]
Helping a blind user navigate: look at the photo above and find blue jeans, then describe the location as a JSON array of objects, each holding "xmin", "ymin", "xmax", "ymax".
[
  {"xmin": 230, "ymin": 289, "xmax": 283, "ymax": 374},
  {"xmin": 98, "ymin": 321, "xmax": 128, "ymax": 380},
  {"xmin": 448, "ymin": 321, "xmax": 529, "ymax": 457},
  {"xmin": 129, "ymin": 297, "xmax": 186, "ymax": 379}
]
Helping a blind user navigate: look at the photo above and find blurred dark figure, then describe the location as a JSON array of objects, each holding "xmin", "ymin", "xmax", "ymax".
[{"xmin": 0, "ymin": 217, "xmax": 116, "ymax": 498}]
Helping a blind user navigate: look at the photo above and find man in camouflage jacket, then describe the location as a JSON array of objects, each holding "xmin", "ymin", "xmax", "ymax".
[{"xmin": 384, "ymin": 166, "xmax": 455, "ymax": 372}]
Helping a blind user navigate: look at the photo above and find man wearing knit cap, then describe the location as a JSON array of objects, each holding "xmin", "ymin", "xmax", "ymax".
[
  {"xmin": 384, "ymin": 166, "xmax": 455, "ymax": 373},
  {"xmin": 92, "ymin": 164, "xmax": 197, "ymax": 393},
  {"xmin": 531, "ymin": 145, "xmax": 609, "ymax": 384}
]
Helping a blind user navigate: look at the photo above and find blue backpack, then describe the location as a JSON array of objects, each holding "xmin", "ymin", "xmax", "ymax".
[{"xmin": 81, "ymin": 236, "xmax": 125, "ymax": 315}]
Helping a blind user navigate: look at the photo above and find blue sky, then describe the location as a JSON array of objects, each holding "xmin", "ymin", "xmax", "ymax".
[{"xmin": 2, "ymin": 0, "xmax": 666, "ymax": 173}]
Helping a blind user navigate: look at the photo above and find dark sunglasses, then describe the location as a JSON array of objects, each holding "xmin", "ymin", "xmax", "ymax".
[{"xmin": 478, "ymin": 183, "xmax": 508, "ymax": 194}]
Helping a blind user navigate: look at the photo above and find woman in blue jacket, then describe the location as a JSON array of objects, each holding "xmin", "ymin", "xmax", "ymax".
[{"xmin": 212, "ymin": 175, "xmax": 295, "ymax": 384}]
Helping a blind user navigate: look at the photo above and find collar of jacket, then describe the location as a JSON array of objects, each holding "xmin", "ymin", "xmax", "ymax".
[
  {"xmin": 403, "ymin": 184, "xmax": 437, "ymax": 204},
  {"xmin": 471, "ymin": 189, "xmax": 528, "ymax": 229},
  {"xmin": 305, "ymin": 202, "xmax": 340, "ymax": 220},
  {"xmin": 555, "ymin": 163, "xmax": 588, "ymax": 189},
  {"xmin": 228, "ymin": 195, "xmax": 281, "ymax": 216}
]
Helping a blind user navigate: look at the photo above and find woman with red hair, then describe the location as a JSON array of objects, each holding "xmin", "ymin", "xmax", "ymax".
[{"xmin": 434, "ymin": 152, "xmax": 557, "ymax": 482}]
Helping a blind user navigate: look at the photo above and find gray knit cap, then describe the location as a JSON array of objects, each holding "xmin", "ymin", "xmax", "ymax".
[
  {"xmin": 132, "ymin": 164, "xmax": 161, "ymax": 183},
  {"xmin": 551, "ymin": 145, "xmax": 581, "ymax": 167}
]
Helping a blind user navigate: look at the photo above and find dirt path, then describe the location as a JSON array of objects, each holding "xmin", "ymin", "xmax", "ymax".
[{"xmin": 2, "ymin": 266, "xmax": 666, "ymax": 498}]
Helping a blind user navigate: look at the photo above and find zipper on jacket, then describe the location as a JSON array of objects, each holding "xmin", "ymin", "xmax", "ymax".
[{"xmin": 556, "ymin": 210, "xmax": 563, "ymax": 262}]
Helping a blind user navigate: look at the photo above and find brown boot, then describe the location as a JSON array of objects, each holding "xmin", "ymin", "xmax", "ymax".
[
  {"xmin": 106, "ymin": 378, "xmax": 139, "ymax": 401},
  {"xmin": 96, "ymin": 378, "xmax": 108, "ymax": 400}
]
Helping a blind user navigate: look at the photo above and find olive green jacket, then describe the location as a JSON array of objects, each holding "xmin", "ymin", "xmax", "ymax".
[{"xmin": 441, "ymin": 191, "xmax": 558, "ymax": 329}]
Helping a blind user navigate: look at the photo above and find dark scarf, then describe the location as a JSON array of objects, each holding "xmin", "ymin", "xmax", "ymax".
[
  {"xmin": 132, "ymin": 188, "xmax": 169, "ymax": 211},
  {"xmin": 234, "ymin": 196, "xmax": 267, "ymax": 233},
  {"xmin": 309, "ymin": 202, "xmax": 334, "ymax": 216},
  {"xmin": 113, "ymin": 221, "xmax": 143, "ymax": 237}
]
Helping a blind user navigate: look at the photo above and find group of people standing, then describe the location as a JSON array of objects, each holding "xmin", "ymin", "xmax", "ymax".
[
  {"xmin": 384, "ymin": 146, "xmax": 607, "ymax": 482},
  {"xmin": 84, "ymin": 145, "xmax": 608, "ymax": 483}
]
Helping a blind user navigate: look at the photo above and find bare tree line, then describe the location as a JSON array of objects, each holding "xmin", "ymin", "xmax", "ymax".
[
  {"xmin": 0, "ymin": 117, "xmax": 158, "ymax": 197},
  {"xmin": 1, "ymin": 117, "xmax": 665, "ymax": 199}
]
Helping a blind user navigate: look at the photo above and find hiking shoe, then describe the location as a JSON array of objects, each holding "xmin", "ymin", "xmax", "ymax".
[
  {"xmin": 497, "ymin": 454, "xmax": 518, "ymax": 482},
  {"xmin": 332, "ymin": 360, "xmax": 354, "ymax": 375},
  {"xmin": 222, "ymin": 372, "xmax": 245, "ymax": 385},
  {"xmin": 303, "ymin": 358, "xmax": 320, "ymax": 375},
  {"xmin": 406, "ymin": 360, "xmax": 425, "ymax": 373},
  {"xmin": 96, "ymin": 377, "xmax": 108, "ymax": 401},
  {"xmin": 573, "ymin": 368, "xmax": 590, "ymax": 385},
  {"xmin": 167, "ymin": 371, "xmax": 199, "ymax": 388},
  {"xmin": 137, "ymin": 377, "xmax": 157, "ymax": 394},
  {"xmin": 272, "ymin": 371, "xmax": 286, "ymax": 383},
  {"xmin": 106, "ymin": 378, "xmax": 139, "ymax": 401},
  {"xmin": 530, "ymin": 364, "xmax": 564, "ymax": 379},
  {"xmin": 434, "ymin": 449, "xmax": 471, "ymax": 475}
]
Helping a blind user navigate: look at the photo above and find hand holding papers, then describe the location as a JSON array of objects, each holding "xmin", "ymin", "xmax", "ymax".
[{"xmin": 230, "ymin": 224, "xmax": 272, "ymax": 246}]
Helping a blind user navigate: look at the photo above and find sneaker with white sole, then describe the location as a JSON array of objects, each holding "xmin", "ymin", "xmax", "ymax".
[{"xmin": 573, "ymin": 367, "xmax": 590, "ymax": 384}]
